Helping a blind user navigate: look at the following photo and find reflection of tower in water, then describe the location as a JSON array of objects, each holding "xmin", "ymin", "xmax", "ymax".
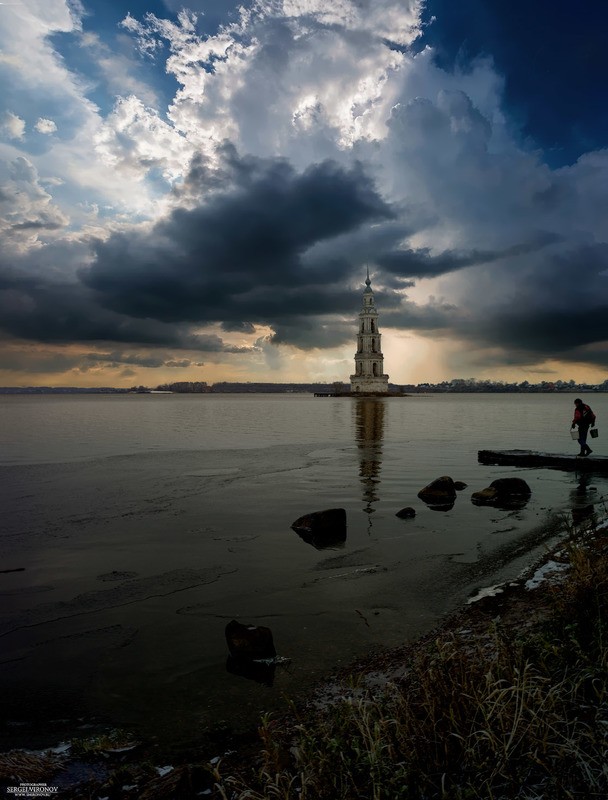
[{"xmin": 354, "ymin": 398, "xmax": 385, "ymax": 525}]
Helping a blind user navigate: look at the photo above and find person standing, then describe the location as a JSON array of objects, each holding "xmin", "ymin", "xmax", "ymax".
[{"xmin": 571, "ymin": 398, "xmax": 596, "ymax": 456}]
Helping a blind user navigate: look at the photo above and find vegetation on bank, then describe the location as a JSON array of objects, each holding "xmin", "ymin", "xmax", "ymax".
[{"xmin": 213, "ymin": 523, "xmax": 608, "ymax": 800}]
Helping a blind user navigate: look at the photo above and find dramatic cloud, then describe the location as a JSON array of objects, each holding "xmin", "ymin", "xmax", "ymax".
[
  {"xmin": 0, "ymin": 348, "xmax": 204, "ymax": 375},
  {"xmin": 84, "ymin": 153, "xmax": 392, "ymax": 333},
  {"xmin": 0, "ymin": 0, "xmax": 606, "ymax": 383},
  {"xmin": 0, "ymin": 157, "xmax": 69, "ymax": 251},
  {"xmin": 376, "ymin": 235, "xmax": 560, "ymax": 280}
]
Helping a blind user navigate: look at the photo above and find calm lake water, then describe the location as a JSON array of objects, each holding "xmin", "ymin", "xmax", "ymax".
[{"xmin": 1, "ymin": 392, "xmax": 607, "ymax": 749}]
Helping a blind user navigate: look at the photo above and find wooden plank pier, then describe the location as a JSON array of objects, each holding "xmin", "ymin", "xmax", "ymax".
[{"xmin": 479, "ymin": 449, "xmax": 608, "ymax": 472}]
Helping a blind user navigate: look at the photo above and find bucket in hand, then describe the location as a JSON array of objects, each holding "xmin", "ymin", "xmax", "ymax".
[
  {"xmin": 590, "ymin": 428, "xmax": 599, "ymax": 438},
  {"xmin": 570, "ymin": 429, "xmax": 579, "ymax": 440}
]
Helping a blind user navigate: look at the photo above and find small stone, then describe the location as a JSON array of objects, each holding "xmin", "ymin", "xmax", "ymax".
[{"xmin": 396, "ymin": 507, "xmax": 416, "ymax": 519}]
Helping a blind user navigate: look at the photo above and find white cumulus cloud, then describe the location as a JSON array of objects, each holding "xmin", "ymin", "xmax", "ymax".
[
  {"xmin": 34, "ymin": 118, "xmax": 58, "ymax": 134},
  {"xmin": 2, "ymin": 111, "xmax": 26, "ymax": 140},
  {"xmin": 0, "ymin": 156, "xmax": 69, "ymax": 252}
]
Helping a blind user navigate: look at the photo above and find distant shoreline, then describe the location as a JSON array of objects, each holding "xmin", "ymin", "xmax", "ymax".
[{"xmin": 1, "ymin": 384, "xmax": 607, "ymax": 395}]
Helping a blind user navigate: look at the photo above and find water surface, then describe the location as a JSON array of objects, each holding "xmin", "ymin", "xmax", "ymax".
[{"xmin": 1, "ymin": 393, "xmax": 606, "ymax": 748}]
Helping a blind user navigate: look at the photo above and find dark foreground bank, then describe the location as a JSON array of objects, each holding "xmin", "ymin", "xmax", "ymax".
[{"xmin": 2, "ymin": 514, "xmax": 608, "ymax": 799}]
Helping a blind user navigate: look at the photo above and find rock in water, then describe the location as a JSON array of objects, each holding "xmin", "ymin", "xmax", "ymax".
[
  {"xmin": 396, "ymin": 507, "xmax": 416, "ymax": 519},
  {"xmin": 291, "ymin": 508, "xmax": 347, "ymax": 549},
  {"xmin": 225, "ymin": 619, "xmax": 276, "ymax": 660},
  {"xmin": 472, "ymin": 477, "xmax": 531, "ymax": 508},
  {"xmin": 417, "ymin": 476, "xmax": 457, "ymax": 507}
]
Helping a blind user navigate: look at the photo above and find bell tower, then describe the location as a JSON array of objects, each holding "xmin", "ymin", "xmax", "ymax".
[{"xmin": 350, "ymin": 268, "xmax": 389, "ymax": 394}]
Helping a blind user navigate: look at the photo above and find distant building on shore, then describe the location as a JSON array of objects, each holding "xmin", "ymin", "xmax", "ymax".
[{"xmin": 350, "ymin": 268, "xmax": 389, "ymax": 394}]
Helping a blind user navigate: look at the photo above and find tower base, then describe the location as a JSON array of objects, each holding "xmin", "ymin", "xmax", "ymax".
[{"xmin": 350, "ymin": 375, "xmax": 389, "ymax": 394}]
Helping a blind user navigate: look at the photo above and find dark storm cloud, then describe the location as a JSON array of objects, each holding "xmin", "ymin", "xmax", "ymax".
[
  {"xmin": 82, "ymin": 352, "xmax": 196, "ymax": 369},
  {"xmin": 385, "ymin": 243, "xmax": 608, "ymax": 370},
  {"xmin": 469, "ymin": 245, "xmax": 608, "ymax": 355},
  {"xmin": 84, "ymin": 154, "xmax": 393, "ymax": 334},
  {"xmin": 0, "ymin": 153, "xmax": 393, "ymax": 352},
  {"xmin": 377, "ymin": 234, "xmax": 559, "ymax": 279},
  {"xmin": 0, "ymin": 349, "xmax": 199, "ymax": 375},
  {"xmin": 419, "ymin": 0, "xmax": 608, "ymax": 166},
  {"xmin": 0, "ymin": 265, "xmax": 252, "ymax": 352},
  {"xmin": 378, "ymin": 242, "xmax": 608, "ymax": 371},
  {"xmin": 220, "ymin": 321, "xmax": 256, "ymax": 334},
  {"xmin": 382, "ymin": 297, "xmax": 458, "ymax": 333},
  {"xmin": 0, "ymin": 350, "xmax": 83, "ymax": 374},
  {"xmin": 477, "ymin": 308, "xmax": 608, "ymax": 358},
  {"xmin": 11, "ymin": 217, "xmax": 66, "ymax": 232},
  {"xmin": 269, "ymin": 317, "xmax": 356, "ymax": 350},
  {"xmin": 0, "ymin": 272, "xmax": 157, "ymax": 345}
]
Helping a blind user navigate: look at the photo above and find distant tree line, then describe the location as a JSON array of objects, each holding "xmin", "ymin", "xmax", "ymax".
[
  {"xmin": 154, "ymin": 381, "xmax": 211, "ymax": 393},
  {"xmin": 401, "ymin": 378, "xmax": 608, "ymax": 393},
  {"xmin": 2, "ymin": 378, "xmax": 607, "ymax": 394},
  {"xmin": 157, "ymin": 378, "xmax": 608, "ymax": 394}
]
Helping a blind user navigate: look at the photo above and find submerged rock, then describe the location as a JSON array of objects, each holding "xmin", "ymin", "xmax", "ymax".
[
  {"xmin": 396, "ymin": 507, "xmax": 416, "ymax": 519},
  {"xmin": 225, "ymin": 619, "xmax": 276, "ymax": 661},
  {"xmin": 454, "ymin": 481, "xmax": 468, "ymax": 491},
  {"xmin": 291, "ymin": 508, "xmax": 347, "ymax": 549},
  {"xmin": 471, "ymin": 478, "xmax": 531, "ymax": 509},
  {"xmin": 417, "ymin": 476, "xmax": 457, "ymax": 509}
]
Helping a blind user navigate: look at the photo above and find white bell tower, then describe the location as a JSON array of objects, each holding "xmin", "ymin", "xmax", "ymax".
[{"xmin": 350, "ymin": 268, "xmax": 389, "ymax": 394}]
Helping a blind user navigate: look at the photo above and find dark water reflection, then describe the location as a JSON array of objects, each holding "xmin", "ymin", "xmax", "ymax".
[
  {"xmin": 570, "ymin": 473, "xmax": 597, "ymax": 524},
  {"xmin": 354, "ymin": 398, "xmax": 385, "ymax": 520},
  {"xmin": 226, "ymin": 656, "xmax": 276, "ymax": 687}
]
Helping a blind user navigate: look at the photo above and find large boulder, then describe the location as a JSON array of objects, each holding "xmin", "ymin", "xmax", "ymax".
[
  {"xmin": 291, "ymin": 508, "xmax": 347, "ymax": 549},
  {"xmin": 471, "ymin": 477, "xmax": 531, "ymax": 508},
  {"xmin": 417, "ymin": 476, "xmax": 457, "ymax": 508},
  {"xmin": 225, "ymin": 619, "xmax": 276, "ymax": 661}
]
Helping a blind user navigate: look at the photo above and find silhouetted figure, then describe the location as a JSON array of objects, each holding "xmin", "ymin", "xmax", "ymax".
[{"xmin": 571, "ymin": 398, "xmax": 596, "ymax": 457}]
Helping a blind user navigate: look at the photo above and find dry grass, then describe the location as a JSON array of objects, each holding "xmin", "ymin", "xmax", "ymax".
[{"xmin": 0, "ymin": 750, "xmax": 65, "ymax": 782}]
